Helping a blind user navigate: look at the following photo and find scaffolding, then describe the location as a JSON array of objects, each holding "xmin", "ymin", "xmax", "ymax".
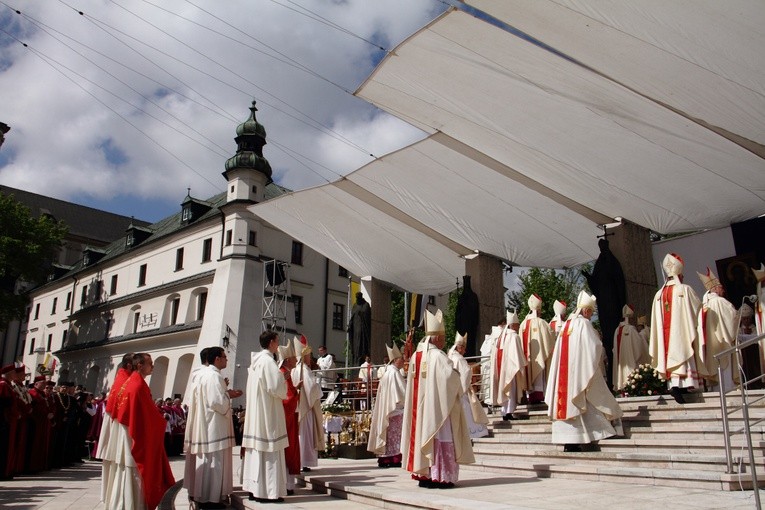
[{"xmin": 262, "ymin": 259, "xmax": 290, "ymax": 335}]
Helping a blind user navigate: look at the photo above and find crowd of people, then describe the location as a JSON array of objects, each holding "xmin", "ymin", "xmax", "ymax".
[
  {"xmin": 2, "ymin": 251, "xmax": 762, "ymax": 507},
  {"xmin": 0, "ymin": 366, "xmax": 108, "ymax": 480}
]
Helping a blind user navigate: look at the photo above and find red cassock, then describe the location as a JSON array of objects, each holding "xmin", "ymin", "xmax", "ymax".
[
  {"xmin": 27, "ymin": 388, "xmax": 52, "ymax": 472},
  {"xmin": 281, "ymin": 366, "xmax": 301, "ymax": 475},
  {"xmin": 6, "ymin": 385, "xmax": 28, "ymax": 475},
  {"xmin": 0, "ymin": 379, "xmax": 17, "ymax": 478},
  {"xmin": 114, "ymin": 372, "xmax": 175, "ymax": 510}
]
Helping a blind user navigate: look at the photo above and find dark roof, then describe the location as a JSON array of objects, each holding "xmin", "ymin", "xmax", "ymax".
[
  {"xmin": 38, "ymin": 182, "xmax": 291, "ymax": 286},
  {"xmin": 0, "ymin": 185, "xmax": 150, "ymax": 243}
]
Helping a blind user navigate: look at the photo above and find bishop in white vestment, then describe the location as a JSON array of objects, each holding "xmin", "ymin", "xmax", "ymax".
[
  {"xmin": 479, "ymin": 326, "xmax": 503, "ymax": 406},
  {"xmin": 401, "ymin": 309, "xmax": 475, "ymax": 489},
  {"xmin": 519, "ymin": 294, "xmax": 555, "ymax": 403},
  {"xmin": 291, "ymin": 337, "xmax": 326, "ymax": 471},
  {"xmin": 697, "ymin": 268, "xmax": 738, "ymax": 392},
  {"xmin": 488, "ymin": 311, "xmax": 527, "ymax": 421},
  {"xmin": 612, "ymin": 304, "xmax": 650, "ymax": 392},
  {"xmin": 546, "ymin": 292, "xmax": 623, "ymax": 451},
  {"xmin": 367, "ymin": 343, "xmax": 406, "ymax": 467},
  {"xmin": 548, "ymin": 300, "xmax": 568, "ymax": 336},
  {"xmin": 449, "ymin": 333, "xmax": 489, "ymax": 437},
  {"xmin": 649, "ymin": 253, "xmax": 702, "ymax": 403}
]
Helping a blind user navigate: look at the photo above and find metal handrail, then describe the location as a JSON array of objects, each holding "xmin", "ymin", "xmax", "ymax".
[{"xmin": 715, "ymin": 331, "xmax": 764, "ymax": 509}]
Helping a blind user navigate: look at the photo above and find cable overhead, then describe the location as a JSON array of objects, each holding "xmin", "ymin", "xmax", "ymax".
[
  {"xmin": 52, "ymin": 0, "xmax": 240, "ymax": 123},
  {"xmin": 2, "ymin": 6, "xmax": 362, "ymax": 185},
  {"xmin": 8, "ymin": 9, "xmax": 231, "ymax": 157},
  {"xmin": 268, "ymin": 138, "xmax": 347, "ymax": 184},
  {"xmin": 141, "ymin": 0, "xmax": 353, "ymax": 93},
  {"xmin": 269, "ymin": 0, "xmax": 386, "ymax": 51},
  {"xmin": 4, "ymin": 33, "xmax": 222, "ymax": 193},
  {"xmin": 11, "ymin": 0, "xmax": 393, "ymax": 192},
  {"xmin": 61, "ymin": 0, "xmax": 375, "ymax": 158}
]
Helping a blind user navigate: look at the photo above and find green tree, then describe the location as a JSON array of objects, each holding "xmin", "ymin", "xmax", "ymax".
[
  {"xmin": 507, "ymin": 265, "xmax": 591, "ymax": 321},
  {"xmin": 0, "ymin": 192, "xmax": 67, "ymax": 328}
]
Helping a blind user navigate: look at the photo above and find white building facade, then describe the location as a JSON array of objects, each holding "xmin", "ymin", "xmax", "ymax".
[{"xmin": 19, "ymin": 102, "xmax": 350, "ymax": 399}]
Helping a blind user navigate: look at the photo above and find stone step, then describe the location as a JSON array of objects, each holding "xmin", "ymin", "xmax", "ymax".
[
  {"xmin": 492, "ymin": 407, "xmax": 765, "ymax": 424},
  {"xmin": 470, "ymin": 446, "xmax": 765, "ymax": 472},
  {"xmin": 462, "ymin": 458, "xmax": 765, "ymax": 491},
  {"xmin": 474, "ymin": 436, "xmax": 765, "ymax": 456},
  {"xmin": 490, "ymin": 421, "xmax": 765, "ymax": 437}
]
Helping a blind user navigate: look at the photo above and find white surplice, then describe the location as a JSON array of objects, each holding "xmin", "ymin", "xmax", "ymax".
[
  {"xmin": 184, "ymin": 365, "xmax": 235, "ymax": 504},
  {"xmin": 241, "ymin": 349, "xmax": 288, "ymax": 500}
]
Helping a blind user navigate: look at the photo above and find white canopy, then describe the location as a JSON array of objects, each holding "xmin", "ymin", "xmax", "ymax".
[
  {"xmin": 251, "ymin": 174, "xmax": 468, "ymax": 295},
  {"xmin": 251, "ymin": 2, "xmax": 765, "ymax": 294}
]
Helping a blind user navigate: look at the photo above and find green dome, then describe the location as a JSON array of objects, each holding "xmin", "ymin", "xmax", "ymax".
[
  {"xmin": 224, "ymin": 100, "xmax": 272, "ymax": 179},
  {"xmin": 236, "ymin": 100, "xmax": 267, "ymax": 140}
]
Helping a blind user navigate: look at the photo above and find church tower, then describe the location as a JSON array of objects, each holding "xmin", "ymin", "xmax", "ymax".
[{"xmin": 197, "ymin": 101, "xmax": 272, "ymax": 387}]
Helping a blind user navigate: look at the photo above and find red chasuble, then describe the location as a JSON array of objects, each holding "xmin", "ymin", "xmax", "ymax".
[
  {"xmin": 114, "ymin": 372, "xmax": 175, "ymax": 510},
  {"xmin": 405, "ymin": 350, "xmax": 423, "ymax": 473},
  {"xmin": 105, "ymin": 367, "xmax": 130, "ymax": 417},
  {"xmin": 555, "ymin": 320, "xmax": 573, "ymax": 420},
  {"xmin": 661, "ymin": 285, "xmax": 674, "ymax": 377},
  {"xmin": 281, "ymin": 366, "xmax": 301, "ymax": 475}
]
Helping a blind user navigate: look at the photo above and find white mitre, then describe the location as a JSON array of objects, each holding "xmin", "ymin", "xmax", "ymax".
[{"xmin": 662, "ymin": 253, "xmax": 684, "ymax": 277}]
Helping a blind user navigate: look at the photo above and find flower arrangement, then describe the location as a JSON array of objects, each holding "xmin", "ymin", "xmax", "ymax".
[
  {"xmin": 321, "ymin": 401, "xmax": 353, "ymax": 414},
  {"xmin": 619, "ymin": 364, "xmax": 666, "ymax": 397}
]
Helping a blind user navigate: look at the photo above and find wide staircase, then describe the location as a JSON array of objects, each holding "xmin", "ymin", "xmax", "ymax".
[{"xmin": 468, "ymin": 390, "xmax": 765, "ymax": 491}]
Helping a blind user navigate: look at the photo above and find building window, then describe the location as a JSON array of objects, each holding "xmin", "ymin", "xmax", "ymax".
[
  {"xmin": 338, "ymin": 266, "xmax": 348, "ymax": 278},
  {"xmin": 110, "ymin": 275, "xmax": 118, "ymax": 295},
  {"xmin": 291, "ymin": 241, "xmax": 303, "ymax": 265},
  {"xmin": 34, "ymin": 303, "xmax": 40, "ymax": 320},
  {"xmin": 138, "ymin": 264, "xmax": 147, "ymax": 287},
  {"xmin": 47, "ymin": 334, "xmax": 53, "ymax": 352},
  {"xmin": 62, "ymin": 329, "xmax": 67, "ymax": 347},
  {"xmin": 175, "ymin": 247, "xmax": 184, "ymax": 271},
  {"xmin": 95, "ymin": 280, "xmax": 103, "ymax": 302},
  {"xmin": 202, "ymin": 238, "xmax": 213, "ymax": 262},
  {"xmin": 197, "ymin": 292, "xmax": 208, "ymax": 320},
  {"xmin": 225, "ymin": 230, "xmax": 232, "ymax": 246},
  {"xmin": 51, "ymin": 297, "xmax": 57, "ymax": 315},
  {"xmin": 248, "ymin": 230, "xmax": 257, "ymax": 246},
  {"xmin": 65, "ymin": 292, "xmax": 71, "ymax": 310},
  {"xmin": 125, "ymin": 231, "xmax": 134, "ymax": 248},
  {"xmin": 252, "ymin": 185, "xmax": 257, "ymax": 194},
  {"xmin": 181, "ymin": 207, "xmax": 191, "ymax": 222},
  {"xmin": 170, "ymin": 297, "xmax": 181, "ymax": 325},
  {"xmin": 29, "ymin": 338, "xmax": 35, "ymax": 355},
  {"xmin": 332, "ymin": 303, "xmax": 345, "ymax": 330},
  {"xmin": 230, "ymin": 185, "xmax": 235, "ymax": 193},
  {"xmin": 133, "ymin": 312, "xmax": 140, "ymax": 333},
  {"xmin": 80, "ymin": 285, "xmax": 88, "ymax": 306},
  {"xmin": 293, "ymin": 295, "xmax": 303, "ymax": 325}
]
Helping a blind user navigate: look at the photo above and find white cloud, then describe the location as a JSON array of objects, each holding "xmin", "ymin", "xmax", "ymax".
[{"xmin": 0, "ymin": 0, "xmax": 445, "ymax": 219}]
